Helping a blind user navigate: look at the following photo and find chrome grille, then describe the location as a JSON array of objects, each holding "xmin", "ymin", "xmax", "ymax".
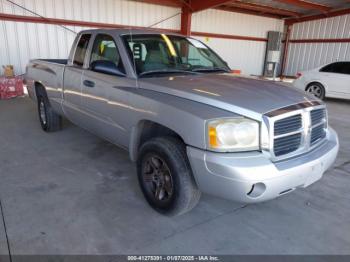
[
  {"xmin": 311, "ymin": 124, "xmax": 327, "ymax": 144},
  {"xmin": 274, "ymin": 133, "xmax": 302, "ymax": 157},
  {"xmin": 274, "ymin": 114, "xmax": 302, "ymax": 135},
  {"xmin": 310, "ymin": 108, "xmax": 327, "ymax": 145},
  {"xmin": 264, "ymin": 102, "xmax": 328, "ymax": 161},
  {"xmin": 311, "ymin": 109, "xmax": 325, "ymax": 126}
]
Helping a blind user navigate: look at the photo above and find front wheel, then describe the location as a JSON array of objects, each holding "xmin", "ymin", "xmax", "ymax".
[
  {"xmin": 137, "ymin": 137, "xmax": 201, "ymax": 216},
  {"xmin": 306, "ymin": 83, "xmax": 325, "ymax": 100}
]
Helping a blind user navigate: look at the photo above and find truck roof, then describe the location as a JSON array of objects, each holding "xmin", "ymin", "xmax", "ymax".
[{"xmin": 78, "ymin": 28, "xmax": 183, "ymax": 37}]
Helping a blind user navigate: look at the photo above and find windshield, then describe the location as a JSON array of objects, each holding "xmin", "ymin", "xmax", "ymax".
[{"xmin": 122, "ymin": 34, "xmax": 230, "ymax": 77}]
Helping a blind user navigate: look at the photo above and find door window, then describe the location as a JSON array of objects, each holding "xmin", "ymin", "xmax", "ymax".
[
  {"xmin": 343, "ymin": 62, "xmax": 350, "ymax": 75},
  {"xmin": 90, "ymin": 34, "xmax": 125, "ymax": 73},
  {"xmin": 320, "ymin": 62, "xmax": 350, "ymax": 75},
  {"xmin": 320, "ymin": 63, "xmax": 334, "ymax": 73},
  {"xmin": 73, "ymin": 34, "xmax": 91, "ymax": 67}
]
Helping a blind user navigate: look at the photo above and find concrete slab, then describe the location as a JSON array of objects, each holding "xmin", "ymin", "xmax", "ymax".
[
  {"xmin": 0, "ymin": 201, "xmax": 10, "ymax": 261},
  {"xmin": 0, "ymin": 97, "xmax": 242, "ymax": 255},
  {"xmin": 0, "ymin": 97, "xmax": 349, "ymax": 255},
  {"xmin": 137, "ymin": 168, "xmax": 350, "ymax": 254}
]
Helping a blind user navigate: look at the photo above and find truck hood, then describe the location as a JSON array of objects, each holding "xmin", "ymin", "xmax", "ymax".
[{"xmin": 138, "ymin": 73, "xmax": 317, "ymax": 119}]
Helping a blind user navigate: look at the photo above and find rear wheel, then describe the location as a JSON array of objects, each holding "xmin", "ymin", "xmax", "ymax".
[
  {"xmin": 37, "ymin": 95, "xmax": 62, "ymax": 132},
  {"xmin": 137, "ymin": 137, "xmax": 201, "ymax": 216},
  {"xmin": 306, "ymin": 83, "xmax": 325, "ymax": 100}
]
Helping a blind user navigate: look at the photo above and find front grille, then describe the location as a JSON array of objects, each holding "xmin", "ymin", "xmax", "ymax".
[
  {"xmin": 311, "ymin": 124, "xmax": 326, "ymax": 144},
  {"xmin": 268, "ymin": 105, "xmax": 327, "ymax": 160},
  {"xmin": 274, "ymin": 114, "xmax": 302, "ymax": 135},
  {"xmin": 310, "ymin": 108, "xmax": 326, "ymax": 145},
  {"xmin": 274, "ymin": 133, "xmax": 302, "ymax": 157},
  {"xmin": 311, "ymin": 109, "xmax": 325, "ymax": 126}
]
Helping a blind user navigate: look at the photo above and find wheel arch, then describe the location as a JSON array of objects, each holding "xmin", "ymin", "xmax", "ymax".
[
  {"xmin": 305, "ymin": 81, "xmax": 327, "ymax": 98},
  {"xmin": 306, "ymin": 81, "xmax": 326, "ymax": 92},
  {"xmin": 129, "ymin": 120, "xmax": 186, "ymax": 162},
  {"xmin": 34, "ymin": 81, "xmax": 48, "ymax": 99}
]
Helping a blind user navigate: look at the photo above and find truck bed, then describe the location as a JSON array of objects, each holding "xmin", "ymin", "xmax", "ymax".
[{"xmin": 26, "ymin": 59, "xmax": 67, "ymax": 110}]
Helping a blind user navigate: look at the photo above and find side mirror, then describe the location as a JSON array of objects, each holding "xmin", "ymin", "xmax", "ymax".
[{"xmin": 90, "ymin": 60, "xmax": 126, "ymax": 77}]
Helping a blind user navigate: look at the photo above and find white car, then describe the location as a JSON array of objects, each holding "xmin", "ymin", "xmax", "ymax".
[{"xmin": 293, "ymin": 61, "xmax": 350, "ymax": 100}]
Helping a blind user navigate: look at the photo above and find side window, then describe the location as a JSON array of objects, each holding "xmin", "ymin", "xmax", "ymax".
[
  {"xmin": 320, "ymin": 62, "xmax": 349, "ymax": 74},
  {"xmin": 129, "ymin": 42, "xmax": 148, "ymax": 62},
  {"xmin": 90, "ymin": 34, "xmax": 124, "ymax": 73},
  {"xmin": 320, "ymin": 63, "xmax": 334, "ymax": 73},
  {"xmin": 344, "ymin": 62, "xmax": 350, "ymax": 75},
  {"xmin": 331, "ymin": 62, "xmax": 346, "ymax": 74},
  {"xmin": 73, "ymin": 34, "xmax": 91, "ymax": 67}
]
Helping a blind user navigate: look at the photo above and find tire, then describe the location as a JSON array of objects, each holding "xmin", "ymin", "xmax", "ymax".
[
  {"xmin": 37, "ymin": 95, "xmax": 62, "ymax": 132},
  {"xmin": 306, "ymin": 82, "xmax": 325, "ymax": 100},
  {"xmin": 137, "ymin": 137, "xmax": 201, "ymax": 216}
]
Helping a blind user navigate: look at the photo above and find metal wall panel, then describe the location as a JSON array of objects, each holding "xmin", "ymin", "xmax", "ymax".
[
  {"xmin": 194, "ymin": 36, "xmax": 268, "ymax": 76},
  {"xmin": 192, "ymin": 9, "xmax": 284, "ymax": 75},
  {"xmin": 192, "ymin": 9, "xmax": 284, "ymax": 38},
  {"xmin": 284, "ymin": 14, "xmax": 350, "ymax": 76},
  {"xmin": 0, "ymin": 1, "xmax": 284, "ymax": 76},
  {"xmin": 0, "ymin": 0, "xmax": 181, "ymax": 75}
]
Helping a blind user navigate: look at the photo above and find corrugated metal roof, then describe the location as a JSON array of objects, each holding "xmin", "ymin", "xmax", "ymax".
[
  {"xmin": 135, "ymin": 0, "xmax": 350, "ymax": 19},
  {"xmin": 236, "ymin": 0, "xmax": 350, "ymax": 13},
  {"xmin": 240, "ymin": 0, "xmax": 308, "ymax": 14}
]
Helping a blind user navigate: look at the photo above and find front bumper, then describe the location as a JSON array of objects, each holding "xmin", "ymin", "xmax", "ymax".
[{"xmin": 187, "ymin": 127, "xmax": 339, "ymax": 203}]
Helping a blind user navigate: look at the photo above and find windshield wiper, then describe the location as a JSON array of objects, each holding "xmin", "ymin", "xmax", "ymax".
[
  {"xmin": 139, "ymin": 69, "xmax": 198, "ymax": 77},
  {"xmin": 192, "ymin": 67, "xmax": 231, "ymax": 73}
]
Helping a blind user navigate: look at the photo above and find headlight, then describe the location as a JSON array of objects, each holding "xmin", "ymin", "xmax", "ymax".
[{"xmin": 207, "ymin": 118, "xmax": 260, "ymax": 152}]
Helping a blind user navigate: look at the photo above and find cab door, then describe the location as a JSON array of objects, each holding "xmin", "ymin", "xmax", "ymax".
[
  {"xmin": 63, "ymin": 33, "xmax": 92, "ymax": 125},
  {"xmin": 81, "ymin": 33, "xmax": 134, "ymax": 147},
  {"xmin": 320, "ymin": 62, "xmax": 350, "ymax": 97},
  {"xmin": 336, "ymin": 62, "xmax": 350, "ymax": 98}
]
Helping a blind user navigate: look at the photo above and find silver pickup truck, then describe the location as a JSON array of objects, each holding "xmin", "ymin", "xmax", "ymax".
[{"xmin": 26, "ymin": 29, "xmax": 339, "ymax": 216}]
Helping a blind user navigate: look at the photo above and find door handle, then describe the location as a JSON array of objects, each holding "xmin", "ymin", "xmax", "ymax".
[{"xmin": 83, "ymin": 80, "xmax": 95, "ymax": 88}]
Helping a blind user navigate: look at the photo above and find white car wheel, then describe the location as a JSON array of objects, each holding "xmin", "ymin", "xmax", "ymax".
[{"xmin": 306, "ymin": 83, "xmax": 325, "ymax": 100}]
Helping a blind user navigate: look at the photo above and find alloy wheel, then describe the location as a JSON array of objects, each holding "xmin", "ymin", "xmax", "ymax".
[
  {"xmin": 307, "ymin": 85, "xmax": 323, "ymax": 98},
  {"xmin": 142, "ymin": 154, "xmax": 174, "ymax": 203}
]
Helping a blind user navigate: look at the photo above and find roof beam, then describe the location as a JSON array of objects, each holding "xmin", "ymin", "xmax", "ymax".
[
  {"xmin": 181, "ymin": 5, "xmax": 192, "ymax": 35},
  {"xmin": 0, "ymin": 12, "xmax": 180, "ymax": 32},
  {"xmin": 134, "ymin": 0, "xmax": 181, "ymax": 8},
  {"xmin": 228, "ymin": 1, "xmax": 302, "ymax": 17},
  {"xmin": 217, "ymin": 5, "xmax": 284, "ymax": 19},
  {"xmin": 275, "ymin": 0, "xmax": 332, "ymax": 12},
  {"xmin": 286, "ymin": 7, "xmax": 350, "ymax": 24},
  {"xmin": 191, "ymin": 0, "xmax": 233, "ymax": 12},
  {"xmin": 191, "ymin": 31, "xmax": 267, "ymax": 42}
]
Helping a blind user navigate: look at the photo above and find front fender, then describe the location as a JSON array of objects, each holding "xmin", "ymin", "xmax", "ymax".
[{"xmin": 127, "ymin": 89, "xmax": 237, "ymax": 161}]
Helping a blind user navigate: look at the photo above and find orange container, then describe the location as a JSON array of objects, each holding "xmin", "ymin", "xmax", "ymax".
[{"xmin": 231, "ymin": 69, "xmax": 241, "ymax": 74}]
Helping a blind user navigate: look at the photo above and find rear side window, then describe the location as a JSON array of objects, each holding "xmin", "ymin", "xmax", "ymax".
[
  {"xmin": 320, "ymin": 62, "xmax": 350, "ymax": 74},
  {"xmin": 73, "ymin": 34, "xmax": 91, "ymax": 67},
  {"xmin": 320, "ymin": 63, "xmax": 334, "ymax": 73},
  {"xmin": 343, "ymin": 62, "xmax": 350, "ymax": 74},
  {"xmin": 90, "ymin": 34, "xmax": 124, "ymax": 73}
]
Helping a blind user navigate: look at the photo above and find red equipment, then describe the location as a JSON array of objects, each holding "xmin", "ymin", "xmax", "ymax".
[{"xmin": 0, "ymin": 76, "xmax": 24, "ymax": 99}]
